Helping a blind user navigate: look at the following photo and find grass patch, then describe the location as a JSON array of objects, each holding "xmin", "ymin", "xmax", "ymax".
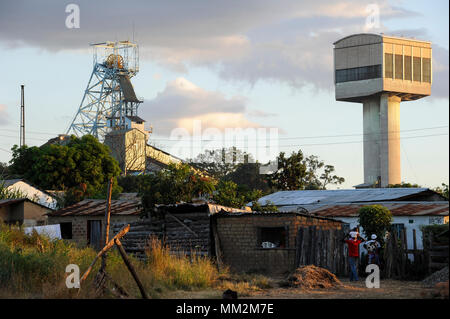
[{"xmin": 0, "ymin": 225, "xmax": 270, "ymax": 298}]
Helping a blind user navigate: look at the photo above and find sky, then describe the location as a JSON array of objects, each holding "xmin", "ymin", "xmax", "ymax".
[{"xmin": 0, "ymin": 0, "xmax": 448, "ymax": 189}]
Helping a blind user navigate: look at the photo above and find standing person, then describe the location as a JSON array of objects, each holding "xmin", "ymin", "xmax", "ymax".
[
  {"xmin": 344, "ymin": 231, "xmax": 365, "ymax": 282},
  {"xmin": 364, "ymin": 234, "xmax": 381, "ymax": 265}
]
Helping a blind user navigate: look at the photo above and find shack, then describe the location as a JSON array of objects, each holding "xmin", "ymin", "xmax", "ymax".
[
  {"xmin": 0, "ymin": 198, "xmax": 53, "ymax": 226},
  {"xmin": 215, "ymin": 211, "xmax": 346, "ymax": 275},
  {"xmin": 112, "ymin": 202, "xmax": 248, "ymax": 259},
  {"xmin": 47, "ymin": 199, "xmax": 142, "ymax": 249}
]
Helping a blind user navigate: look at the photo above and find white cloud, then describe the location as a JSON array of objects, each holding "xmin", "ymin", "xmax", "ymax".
[
  {"xmin": 140, "ymin": 78, "xmax": 266, "ymax": 135},
  {"xmin": 0, "ymin": 0, "xmax": 447, "ymax": 97},
  {"xmin": 0, "ymin": 104, "xmax": 9, "ymax": 125}
]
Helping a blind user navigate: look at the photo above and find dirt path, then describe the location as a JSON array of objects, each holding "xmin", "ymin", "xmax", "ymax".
[{"xmin": 244, "ymin": 279, "xmax": 433, "ymax": 299}]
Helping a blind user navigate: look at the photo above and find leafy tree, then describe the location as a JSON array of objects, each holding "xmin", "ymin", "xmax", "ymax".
[
  {"xmin": 358, "ymin": 205, "xmax": 393, "ymax": 243},
  {"xmin": 433, "ymin": 183, "xmax": 449, "ymax": 200},
  {"xmin": 269, "ymin": 151, "xmax": 345, "ymax": 191},
  {"xmin": 214, "ymin": 180, "xmax": 245, "ymax": 208},
  {"xmin": 387, "ymin": 182, "xmax": 421, "ymax": 188},
  {"xmin": 9, "ymin": 135, "xmax": 120, "ymax": 192},
  {"xmin": 140, "ymin": 163, "xmax": 216, "ymax": 212},
  {"xmin": 188, "ymin": 147, "xmax": 253, "ymax": 179},
  {"xmin": 223, "ymin": 162, "xmax": 272, "ymax": 193},
  {"xmin": 251, "ymin": 200, "xmax": 278, "ymax": 212},
  {"xmin": 269, "ymin": 150, "xmax": 307, "ymax": 190}
]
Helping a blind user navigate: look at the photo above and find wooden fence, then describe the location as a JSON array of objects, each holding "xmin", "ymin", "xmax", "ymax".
[{"xmin": 295, "ymin": 226, "xmax": 348, "ymax": 276}]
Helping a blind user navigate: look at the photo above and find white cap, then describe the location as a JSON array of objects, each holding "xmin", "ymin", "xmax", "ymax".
[
  {"xmin": 371, "ymin": 234, "xmax": 377, "ymax": 240},
  {"xmin": 350, "ymin": 231, "xmax": 357, "ymax": 238}
]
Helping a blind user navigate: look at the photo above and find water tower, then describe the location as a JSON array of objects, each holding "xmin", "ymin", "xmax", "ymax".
[
  {"xmin": 67, "ymin": 41, "xmax": 142, "ymax": 140},
  {"xmin": 333, "ymin": 34, "xmax": 432, "ymax": 187}
]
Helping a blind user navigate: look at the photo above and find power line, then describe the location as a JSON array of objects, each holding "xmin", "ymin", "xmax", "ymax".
[
  {"xmin": 150, "ymin": 132, "xmax": 448, "ymax": 149},
  {"xmin": 147, "ymin": 125, "xmax": 449, "ymax": 142}
]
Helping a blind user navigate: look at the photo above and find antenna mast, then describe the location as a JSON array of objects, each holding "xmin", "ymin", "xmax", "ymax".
[{"xmin": 20, "ymin": 85, "xmax": 25, "ymax": 147}]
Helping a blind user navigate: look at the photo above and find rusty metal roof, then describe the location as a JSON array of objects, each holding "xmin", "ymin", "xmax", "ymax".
[
  {"xmin": 307, "ymin": 202, "xmax": 449, "ymax": 217},
  {"xmin": 155, "ymin": 202, "xmax": 248, "ymax": 215},
  {"xmin": 47, "ymin": 199, "xmax": 142, "ymax": 217}
]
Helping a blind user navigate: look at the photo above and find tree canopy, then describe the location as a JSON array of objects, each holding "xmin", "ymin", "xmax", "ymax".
[
  {"xmin": 358, "ymin": 205, "xmax": 393, "ymax": 243},
  {"xmin": 9, "ymin": 135, "xmax": 121, "ymax": 194}
]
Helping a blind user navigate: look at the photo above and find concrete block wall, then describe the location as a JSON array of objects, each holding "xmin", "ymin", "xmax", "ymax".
[{"xmin": 216, "ymin": 214, "xmax": 342, "ymax": 275}]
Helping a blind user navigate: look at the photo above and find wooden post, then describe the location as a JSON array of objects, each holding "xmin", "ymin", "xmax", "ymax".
[
  {"xmin": 412, "ymin": 229, "xmax": 417, "ymax": 251},
  {"xmin": 102, "ymin": 177, "xmax": 114, "ymax": 270},
  {"xmin": 79, "ymin": 225, "xmax": 130, "ymax": 288},
  {"xmin": 115, "ymin": 238, "xmax": 149, "ymax": 299}
]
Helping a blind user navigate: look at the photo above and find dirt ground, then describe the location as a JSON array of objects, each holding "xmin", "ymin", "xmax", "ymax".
[
  {"xmin": 245, "ymin": 278, "xmax": 434, "ymax": 299},
  {"xmin": 164, "ymin": 278, "xmax": 437, "ymax": 299}
]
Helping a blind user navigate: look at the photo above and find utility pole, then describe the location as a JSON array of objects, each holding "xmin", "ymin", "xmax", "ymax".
[{"xmin": 20, "ymin": 85, "xmax": 25, "ymax": 147}]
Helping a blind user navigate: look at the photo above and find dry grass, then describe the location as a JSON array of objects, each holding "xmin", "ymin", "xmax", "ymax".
[{"xmin": 0, "ymin": 227, "xmax": 269, "ymax": 299}]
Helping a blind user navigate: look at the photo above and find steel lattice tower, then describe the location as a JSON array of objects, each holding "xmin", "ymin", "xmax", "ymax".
[{"xmin": 67, "ymin": 41, "xmax": 142, "ymax": 140}]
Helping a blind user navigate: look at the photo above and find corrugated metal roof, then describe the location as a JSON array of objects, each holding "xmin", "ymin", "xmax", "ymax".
[
  {"xmin": 0, "ymin": 179, "xmax": 23, "ymax": 187},
  {"xmin": 48, "ymin": 199, "xmax": 142, "ymax": 217},
  {"xmin": 254, "ymin": 188, "xmax": 440, "ymax": 206},
  {"xmin": 302, "ymin": 202, "xmax": 449, "ymax": 217},
  {"xmin": 155, "ymin": 202, "xmax": 248, "ymax": 215},
  {"xmin": 216, "ymin": 210, "xmax": 342, "ymax": 222},
  {"xmin": 0, "ymin": 198, "xmax": 27, "ymax": 208}
]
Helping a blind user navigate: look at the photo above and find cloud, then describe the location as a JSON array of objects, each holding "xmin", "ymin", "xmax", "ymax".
[
  {"xmin": 0, "ymin": 0, "xmax": 447, "ymax": 97},
  {"xmin": 140, "ymin": 78, "xmax": 265, "ymax": 135},
  {"xmin": 0, "ymin": 104, "xmax": 9, "ymax": 125}
]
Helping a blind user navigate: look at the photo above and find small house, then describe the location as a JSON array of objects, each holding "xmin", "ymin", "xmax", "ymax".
[
  {"xmin": 0, "ymin": 198, "xmax": 53, "ymax": 226},
  {"xmin": 47, "ymin": 199, "xmax": 142, "ymax": 249}
]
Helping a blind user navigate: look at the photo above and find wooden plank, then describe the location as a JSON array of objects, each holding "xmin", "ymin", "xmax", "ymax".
[
  {"xmin": 430, "ymin": 262, "xmax": 448, "ymax": 269},
  {"xmin": 429, "ymin": 250, "xmax": 449, "ymax": 257},
  {"xmin": 79, "ymin": 224, "xmax": 130, "ymax": 287},
  {"xmin": 302, "ymin": 227, "xmax": 310, "ymax": 266},
  {"xmin": 413, "ymin": 229, "xmax": 417, "ymax": 251},
  {"xmin": 295, "ymin": 227, "xmax": 304, "ymax": 268},
  {"xmin": 115, "ymin": 238, "xmax": 149, "ymax": 299},
  {"xmin": 165, "ymin": 212, "xmax": 198, "ymax": 237}
]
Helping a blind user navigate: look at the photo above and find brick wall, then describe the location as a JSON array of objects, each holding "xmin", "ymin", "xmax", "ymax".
[
  {"xmin": 216, "ymin": 213, "xmax": 342, "ymax": 274},
  {"xmin": 48, "ymin": 215, "xmax": 139, "ymax": 247}
]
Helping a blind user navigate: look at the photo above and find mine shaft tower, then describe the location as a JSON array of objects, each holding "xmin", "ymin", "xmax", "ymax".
[
  {"xmin": 67, "ymin": 41, "xmax": 142, "ymax": 140},
  {"xmin": 334, "ymin": 34, "xmax": 432, "ymax": 187}
]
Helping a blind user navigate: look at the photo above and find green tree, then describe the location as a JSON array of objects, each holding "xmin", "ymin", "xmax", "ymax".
[
  {"xmin": 358, "ymin": 205, "xmax": 393, "ymax": 243},
  {"xmin": 188, "ymin": 147, "xmax": 253, "ymax": 179},
  {"xmin": 251, "ymin": 200, "xmax": 278, "ymax": 212},
  {"xmin": 214, "ymin": 180, "xmax": 245, "ymax": 208},
  {"xmin": 433, "ymin": 183, "xmax": 449, "ymax": 200},
  {"xmin": 9, "ymin": 135, "xmax": 121, "ymax": 206},
  {"xmin": 140, "ymin": 163, "xmax": 216, "ymax": 212},
  {"xmin": 269, "ymin": 150, "xmax": 307, "ymax": 190},
  {"xmin": 387, "ymin": 182, "xmax": 421, "ymax": 188},
  {"xmin": 269, "ymin": 151, "xmax": 345, "ymax": 191},
  {"xmin": 223, "ymin": 162, "xmax": 272, "ymax": 193}
]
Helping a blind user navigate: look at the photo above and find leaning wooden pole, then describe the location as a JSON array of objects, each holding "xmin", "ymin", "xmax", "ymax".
[
  {"xmin": 101, "ymin": 177, "xmax": 114, "ymax": 270},
  {"xmin": 78, "ymin": 225, "xmax": 130, "ymax": 289},
  {"xmin": 115, "ymin": 238, "xmax": 149, "ymax": 299}
]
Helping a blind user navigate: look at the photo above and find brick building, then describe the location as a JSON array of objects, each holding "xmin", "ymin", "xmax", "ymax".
[
  {"xmin": 215, "ymin": 211, "xmax": 344, "ymax": 275},
  {"xmin": 47, "ymin": 199, "xmax": 142, "ymax": 249}
]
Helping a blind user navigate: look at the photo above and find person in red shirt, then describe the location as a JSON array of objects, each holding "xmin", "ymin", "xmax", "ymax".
[{"xmin": 344, "ymin": 230, "xmax": 365, "ymax": 282}]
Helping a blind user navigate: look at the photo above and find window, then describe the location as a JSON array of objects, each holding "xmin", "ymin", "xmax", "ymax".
[
  {"xmin": 258, "ymin": 227, "xmax": 287, "ymax": 248},
  {"xmin": 385, "ymin": 53, "xmax": 393, "ymax": 78},
  {"xmin": 422, "ymin": 58, "xmax": 431, "ymax": 83},
  {"xmin": 395, "ymin": 54, "xmax": 403, "ymax": 79},
  {"xmin": 335, "ymin": 65, "xmax": 382, "ymax": 83},
  {"xmin": 404, "ymin": 56, "xmax": 412, "ymax": 81},
  {"xmin": 60, "ymin": 222, "xmax": 72, "ymax": 239},
  {"xmin": 413, "ymin": 57, "xmax": 421, "ymax": 81}
]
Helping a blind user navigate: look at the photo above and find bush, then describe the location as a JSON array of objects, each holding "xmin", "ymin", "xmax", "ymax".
[{"xmin": 358, "ymin": 205, "xmax": 392, "ymax": 243}]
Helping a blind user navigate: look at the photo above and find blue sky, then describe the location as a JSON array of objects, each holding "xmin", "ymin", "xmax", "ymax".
[{"xmin": 0, "ymin": 0, "xmax": 448, "ymax": 189}]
